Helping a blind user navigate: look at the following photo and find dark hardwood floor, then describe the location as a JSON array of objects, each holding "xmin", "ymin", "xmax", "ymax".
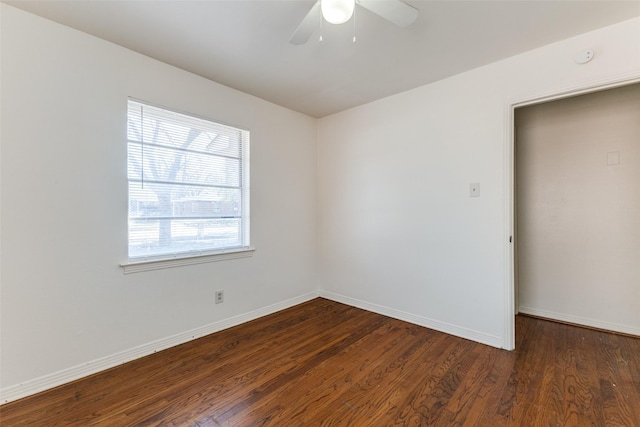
[{"xmin": 1, "ymin": 298, "xmax": 639, "ymax": 426}]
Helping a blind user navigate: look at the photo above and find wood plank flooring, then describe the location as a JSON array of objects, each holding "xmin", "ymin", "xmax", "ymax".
[{"xmin": 1, "ymin": 298, "xmax": 639, "ymax": 426}]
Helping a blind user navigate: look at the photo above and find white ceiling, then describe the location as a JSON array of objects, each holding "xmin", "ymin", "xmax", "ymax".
[{"xmin": 7, "ymin": 0, "xmax": 640, "ymax": 117}]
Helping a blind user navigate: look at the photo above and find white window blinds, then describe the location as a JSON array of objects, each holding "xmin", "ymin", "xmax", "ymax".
[{"xmin": 127, "ymin": 99, "xmax": 250, "ymax": 261}]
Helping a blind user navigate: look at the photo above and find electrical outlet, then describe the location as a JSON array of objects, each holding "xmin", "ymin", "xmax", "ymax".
[
  {"xmin": 470, "ymin": 183, "xmax": 480, "ymax": 197},
  {"xmin": 215, "ymin": 290, "xmax": 224, "ymax": 304}
]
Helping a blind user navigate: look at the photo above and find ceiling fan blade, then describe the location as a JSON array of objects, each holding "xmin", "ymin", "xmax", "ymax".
[
  {"xmin": 357, "ymin": 0, "xmax": 418, "ymax": 27},
  {"xmin": 289, "ymin": 0, "xmax": 321, "ymax": 45}
]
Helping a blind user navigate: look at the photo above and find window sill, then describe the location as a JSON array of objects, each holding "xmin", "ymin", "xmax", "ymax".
[{"xmin": 121, "ymin": 247, "xmax": 255, "ymax": 274}]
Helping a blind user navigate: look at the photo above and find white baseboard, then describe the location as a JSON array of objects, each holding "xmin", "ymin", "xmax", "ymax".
[
  {"xmin": 0, "ymin": 291, "xmax": 320, "ymax": 404},
  {"xmin": 318, "ymin": 290, "xmax": 504, "ymax": 349},
  {"xmin": 518, "ymin": 306, "xmax": 640, "ymax": 336},
  {"xmin": 2, "ymin": 290, "xmax": 511, "ymax": 404}
]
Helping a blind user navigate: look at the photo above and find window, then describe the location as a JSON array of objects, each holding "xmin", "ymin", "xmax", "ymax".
[{"xmin": 126, "ymin": 99, "xmax": 250, "ymax": 264}]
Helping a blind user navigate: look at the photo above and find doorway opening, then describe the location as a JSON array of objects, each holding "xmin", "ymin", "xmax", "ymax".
[
  {"xmin": 504, "ymin": 75, "xmax": 640, "ymax": 350},
  {"xmin": 511, "ymin": 82, "xmax": 640, "ymax": 343}
]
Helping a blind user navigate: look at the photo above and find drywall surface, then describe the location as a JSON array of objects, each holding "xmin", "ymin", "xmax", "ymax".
[
  {"xmin": 1, "ymin": 4, "xmax": 317, "ymax": 399},
  {"xmin": 318, "ymin": 17, "xmax": 640, "ymax": 348},
  {"xmin": 516, "ymin": 84, "xmax": 640, "ymax": 335}
]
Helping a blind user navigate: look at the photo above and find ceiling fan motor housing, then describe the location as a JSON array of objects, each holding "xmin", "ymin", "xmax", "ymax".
[{"xmin": 321, "ymin": 0, "xmax": 356, "ymax": 25}]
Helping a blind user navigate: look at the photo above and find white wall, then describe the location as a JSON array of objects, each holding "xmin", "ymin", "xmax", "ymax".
[
  {"xmin": 0, "ymin": 4, "xmax": 317, "ymax": 401},
  {"xmin": 2, "ymin": 4, "xmax": 640, "ymax": 405},
  {"xmin": 317, "ymin": 17, "xmax": 640, "ymax": 348},
  {"xmin": 516, "ymin": 84, "xmax": 640, "ymax": 335}
]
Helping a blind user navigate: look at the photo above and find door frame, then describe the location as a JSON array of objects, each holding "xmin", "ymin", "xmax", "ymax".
[{"xmin": 502, "ymin": 71, "xmax": 640, "ymax": 350}]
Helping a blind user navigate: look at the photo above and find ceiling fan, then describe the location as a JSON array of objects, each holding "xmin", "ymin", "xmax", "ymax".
[{"xmin": 289, "ymin": 0, "xmax": 419, "ymax": 45}]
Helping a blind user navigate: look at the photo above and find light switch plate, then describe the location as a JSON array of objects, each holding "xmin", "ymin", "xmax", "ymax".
[{"xmin": 607, "ymin": 151, "xmax": 620, "ymax": 165}]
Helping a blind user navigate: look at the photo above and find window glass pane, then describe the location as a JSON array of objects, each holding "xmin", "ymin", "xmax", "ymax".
[
  {"xmin": 127, "ymin": 141, "xmax": 240, "ymax": 187},
  {"xmin": 128, "ymin": 183, "xmax": 241, "ymax": 219},
  {"xmin": 127, "ymin": 99, "xmax": 249, "ymax": 261},
  {"xmin": 128, "ymin": 218, "xmax": 242, "ymax": 259}
]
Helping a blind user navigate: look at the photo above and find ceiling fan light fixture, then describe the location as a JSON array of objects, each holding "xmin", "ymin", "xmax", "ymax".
[{"xmin": 321, "ymin": 0, "xmax": 355, "ymax": 24}]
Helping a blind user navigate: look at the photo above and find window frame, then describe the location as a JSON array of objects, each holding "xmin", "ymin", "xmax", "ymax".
[{"xmin": 121, "ymin": 99, "xmax": 253, "ymax": 273}]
